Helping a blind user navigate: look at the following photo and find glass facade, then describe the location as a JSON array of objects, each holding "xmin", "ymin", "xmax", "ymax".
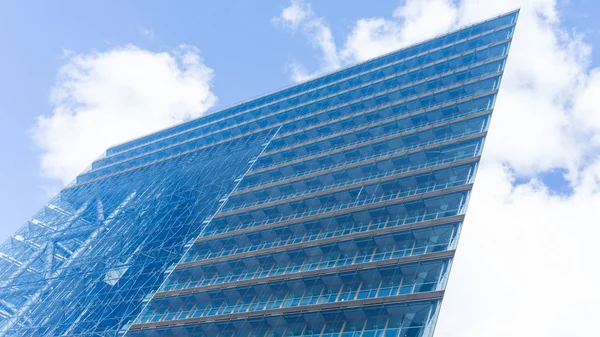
[{"xmin": 0, "ymin": 10, "xmax": 517, "ymax": 337}]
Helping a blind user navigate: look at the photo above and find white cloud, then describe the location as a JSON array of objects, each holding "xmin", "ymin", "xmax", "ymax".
[
  {"xmin": 139, "ymin": 27, "xmax": 155, "ymax": 39},
  {"xmin": 272, "ymin": 0, "xmax": 312, "ymax": 31},
  {"xmin": 342, "ymin": 0, "xmax": 458, "ymax": 62},
  {"xmin": 468, "ymin": 1, "xmax": 591, "ymax": 175},
  {"xmin": 275, "ymin": 0, "xmax": 600, "ymax": 336},
  {"xmin": 436, "ymin": 161, "xmax": 600, "ymax": 337},
  {"xmin": 304, "ymin": 18, "xmax": 340, "ymax": 71},
  {"xmin": 572, "ymin": 68, "xmax": 600, "ymax": 146},
  {"xmin": 285, "ymin": 59, "xmax": 313, "ymax": 83},
  {"xmin": 33, "ymin": 44, "xmax": 216, "ymax": 185}
]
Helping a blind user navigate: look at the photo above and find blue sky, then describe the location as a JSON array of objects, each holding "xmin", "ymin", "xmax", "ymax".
[{"xmin": 1, "ymin": 1, "xmax": 600, "ymax": 335}]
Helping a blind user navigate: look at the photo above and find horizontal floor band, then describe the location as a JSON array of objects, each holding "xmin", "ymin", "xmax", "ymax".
[
  {"xmin": 193, "ymin": 182, "xmax": 473, "ymax": 246},
  {"xmin": 217, "ymin": 114, "xmax": 489, "ymax": 218},
  {"xmin": 223, "ymin": 157, "xmax": 479, "ymax": 217},
  {"xmin": 132, "ymin": 290, "xmax": 446, "ymax": 330},
  {"xmin": 164, "ymin": 250, "xmax": 455, "ymax": 298},
  {"xmin": 231, "ymin": 131, "xmax": 485, "ymax": 196},
  {"xmin": 187, "ymin": 214, "xmax": 464, "ymax": 267},
  {"xmin": 197, "ymin": 167, "xmax": 476, "ymax": 244},
  {"xmin": 258, "ymin": 98, "xmax": 495, "ymax": 161}
]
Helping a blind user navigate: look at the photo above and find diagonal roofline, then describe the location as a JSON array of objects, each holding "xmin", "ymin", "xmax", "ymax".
[{"xmin": 104, "ymin": 8, "xmax": 519, "ymax": 154}]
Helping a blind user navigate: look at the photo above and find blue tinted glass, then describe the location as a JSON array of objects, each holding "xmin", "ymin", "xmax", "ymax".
[{"xmin": 0, "ymin": 11, "xmax": 517, "ymax": 337}]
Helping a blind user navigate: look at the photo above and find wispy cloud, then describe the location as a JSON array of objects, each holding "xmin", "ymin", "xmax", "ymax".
[
  {"xmin": 272, "ymin": 0, "xmax": 312, "ymax": 31},
  {"xmin": 273, "ymin": 0, "xmax": 340, "ymax": 81},
  {"xmin": 138, "ymin": 26, "xmax": 155, "ymax": 39}
]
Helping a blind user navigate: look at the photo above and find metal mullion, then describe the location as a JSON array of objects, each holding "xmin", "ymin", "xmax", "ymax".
[
  {"xmin": 198, "ymin": 303, "xmax": 211, "ymax": 318},
  {"xmin": 177, "ymin": 303, "xmax": 195, "ymax": 321},
  {"xmin": 296, "ymin": 288, "xmax": 308, "ymax": 308},
  {"xmin": 353, "ymin": 281, "xmax": 364, "ymax": 301},
  {"xmin": 350, "ymin": 250, "xmax": 360, "ymax": 265},
  {"xmin": 337, "ymin": 321, "xmax": 348, "ymax": 337},
  {"xmin": 382, "ymin": 317, "xmax": 390, "ymax": 334},
  {"xmin": 317, "ymin": 286, "xmax": 326, "ymax": 305},
  {"xmin": 409, "ymin": 240, "xmax": 417, "ymax": 256},
  {"xmin": 260, "ymin": 293, "xmax": 273, "ymax": 311},
  {"xmin": 226, "ymin": 297, "xmax": 242, "ymax": 316},
  {"xmin": 319, "ymin": 320, "xmax": 328, "ymax": 337},
  {"xmin": 206, "ymin": 273, "xmax": 217, "ymax": 287},
  {"xmin": 278, "ymin": 292, "xmax": 289, "ymax": 309},
  {"xmin": 375, "ymin": 277, "xmax": 384, "ymax": 298},
  {"xmin": 369, "ymin": 244, "xmax": 378, "ymax": 263},
  {"xmin": 296, "ymin": 255, "xmax": 308, "ymax": 273},
  {"xmin": 385, "ymin": 242, "xmax": 397, "ymax": 261},
  {"xmin": 359, "ymin": 319, "xmax": 367, "ymax": 337},
  {"xmin": 396, "ymin": 276, "xmax": 404, "ymax": 296},
  {"xmin": 402, "ymin": 212, "xmax": 409, "ymax": 226},
  {"xmin": 380, "ymin": 217, "xmax": 390, "ymax": 231},
  {"xmin": 311, "ymin": 254, "xmax": 324, "ymax": 271}
]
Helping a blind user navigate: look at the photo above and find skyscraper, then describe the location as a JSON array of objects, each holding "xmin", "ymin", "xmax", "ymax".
[{"xmin": 0, "ymin": 10, "xmax": 518, "ymax": 337}]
